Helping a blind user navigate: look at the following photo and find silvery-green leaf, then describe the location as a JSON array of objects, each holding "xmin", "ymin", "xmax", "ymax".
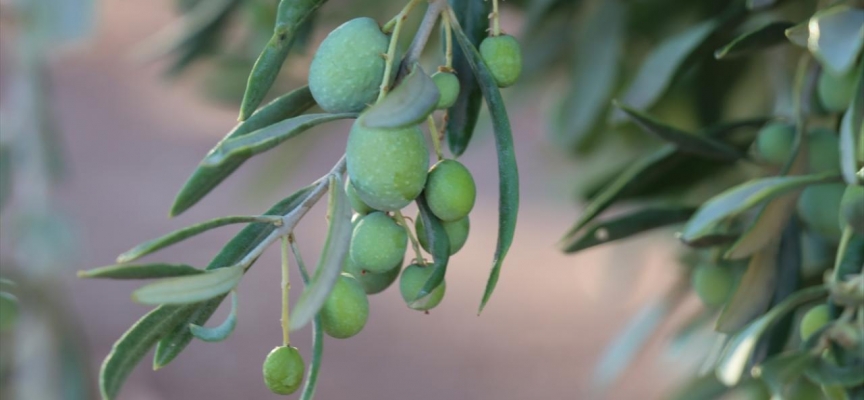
[
  {"xmin": 78, "ymin": 263, "xmax": 203, "ymax": 280},
  {"xmin": 562, "ymin": 206, "xmax": 696, "ymax": 253},
  {"xmin": 784, "ymin": 22, "xmax": 809, "ymax": 47},
  {"xmin": 755, "ymin": 352, "xmax": 815, "ymax": 396},
  {"xmin": 716, "ymin": 242, "xmax": 779, "ymax": 333},
  {"xmin": 361, "ymin": 65, "xmax": 440, "ymax": 129},
  {"xmin": 714, "ymin": 21, "xmax": 795, "ymax": 59},
  {"xmin": 413, "ymin": 196, "xmax": 450, "ymax": 303},
  {"xmin": 189, "ymin": 291, "xmax": 237, "ymax": 342},
  {"xmin": 808, "ymin": 5, "xmax": 864, "ymax": 75},
  {"xmin": 840, "ymin": 62, "xmax": 863, "ymax": 185},
  {"xmin": 131, "ymin": 264, "xmax": 243, "ymax": 305}
]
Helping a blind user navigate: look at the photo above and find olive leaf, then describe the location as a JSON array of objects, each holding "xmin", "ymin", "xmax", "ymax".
[
  {"xmin": 449, "ymin": 10, "xmax": 520, "ymax": 313},
  {"xmin": 610, "ymin": 18, "xmax": 721, "ymax": 122},
  {"xmin": 413, "ymin": 196, "xmax": 450, "ymax": 303},
  {"xmin": 361, "ymin": 64, "xmax": 440, "ymax": 129},
  {"xmin": 716, "ymin": 241, "xmax": 779, "ymax": 333},
  {"xmin": 171, "ymin": 86, "xmax": 316, "ymax": 217},
  {"xmin": 203, "ymin": 112, "xmax": 356, "ymax": 167},
  {"xmin": 807, "ymin": 5, "xmax": 864, "ymax": 76},
  {"xmin": 784, "ymin": 22, "xmax": 808, "ymax": 48},
  {"xmin": 445, "ymin": 0, "xmax": 489, "ymax": 156},
  {"xmin": 116, "ymin": 215, "xmax": 282, "ymax": 263},
  {"xmin": 154, "ymin": 185, "xmax": 314, "ymax": 369},
  {"xmin": 135, "ymin": 0, "xmax": 239, "ymax": 63},
  {"xmin": 78, "ymin": 263, "xmax": 203, "ymax": 280},
  {"xmin": 714, "ymin": 21, "xmax": 795, "ymax": 59},
  {"xmin": 666, "ymin": 374, "xmax": 729, "ymax": 400},
  {"xmin": 724, "ymin": 192, "xmax": 799, "ymax": 259},
  {"xmin": 189, "ymin": 290, "xmax": 237, "ymax": 342},
  {"xmin": 715, "ymin": 286, "xmax": 827, "ymax": 386},
  {"xmin": 562, "ymin": 206, "xmax": 696, "ymax": 253},
  {"xmin": 840, "ymin": 62, "xmax": 863, "ymax": 185},
  {"xmin": 746, "ymin": 0, "xmax": 790, "ymax": 10},
  {"xmin": 613, "ymin": 102, "xmax": 745, "ymax": 161},
  {"xmin": 679, "ymin": 173, "xmax": 839, "ymax": 244},
  {"xmin": 554, "ymin": 0, "xmax": 625, "ymax": 149},
  {"xmin": 131, "ymin": 264, "xmax": 243, "ymax": 305},
  {"xmin": 805, "ymin": 357, "xmax": 864, "ymax": 387},
  {"xmin": 290, "ymin": 175, "xmax": 352, "ymax": 331},
  {"xmin": 238, "ymin": 0, "xmax": 327, "ymax": 120},
  {"xmin": 756, "ymin": 352, "xmax": 815, "ymax": 396}
]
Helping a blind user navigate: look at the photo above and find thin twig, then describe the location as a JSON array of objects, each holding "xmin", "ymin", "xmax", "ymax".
[
  {"xmin": 393, "ymin": 210, "xmax": 425, "ymax": 264},
  {"xmin": 400, "ymin": 0, "xmax": 447, "ymax": 78},
  {"xmin": 280, "ymin": 236, "xmax": 291, "ymax": 346}
]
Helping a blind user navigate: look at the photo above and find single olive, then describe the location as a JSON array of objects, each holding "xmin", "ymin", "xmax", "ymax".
[
  {"xmin": 343, "ymin": 255, "xmax": 400, "ymax": 295},
  {"xmin": 817, "ymin": 69, "xmax": 856, "ymax": 113},
  {"xmin": 691, "ymin": 264, "xmax": 734, "ymax": 307},
  {"xmin": 797, "ymin": 183, "xmax": 845, "ymax": 241},
  {"xmin": 399, "ymin": 264, "xmax": 446, "ymax": 311},
  {"xmin": 479, "ymin": 35, "xmax": 522, "ymax": 88},
  {"xmin": 432, "ymin": 71, "xmax": 460, "ymax": 109},
  {"xmin": 320, "ymin": 273, "xmax": 370, "ymax": 339},
  {"xmin": 308, "ymin": 18, "xmax": 390, "ymax": 113},
  {"xmin": 754, "ymin": 123, "xmax": 795, "ymax": 165},
  {"xmin": 350, "ymin": 212, "xmax": 407, "ymax": 273},
  {"xmin": 424, "ymin": 159, "xmax": 476, "ymax": 222},
  {"xmin": 840, "ymin": 184, "xmax": 864, "ymax": 234},
  {"xmin": 262, "ymin": 346, "xmax": 305, "ymax": 395},
  {"xmin": 799, "ymin": 304, "xmax": 831, "ymax": 341},
  {"xmin": 345, "ymin": 177, "xmax": 373, "ymax": 215},
  {"xmin": 415, "ymin": 214, "xmax": 470, "ymax": 255},
  {"xmin": 346, "ymin": 121, "xmax": 429, "ymax": 211}
]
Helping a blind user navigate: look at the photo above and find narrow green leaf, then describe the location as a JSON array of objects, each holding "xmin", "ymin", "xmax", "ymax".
[
  {"xmin": 756, "ymin": 352, "xmax": 816, "ymax": 396},
  {"xmin": 450, "ymin": 10, "xmax": 520, "ymax": 313},
  {"xmin": 171, "ymin": 86, "xmax": 316, "ymax": 217},
  {"xmin": 238, "ymin": 0, "xmax": 327, "ymax": 120},
  {"xmin": 784, "ymin": 22, "xmax": 808, "ymax": 48},
  {"xmin": 78, "ymin": 263, "xmax": 203, "ymax": 280},
  {"xmin": 555, "ymin": 0, "xmax": 625, "ymax": 148},
  {"xmin": 117, "ymin": 215, "xmax": 281, "ymax": 263},
  {"xmin": 189, "ymin": 290, "xmax": 237, "ymax": 342},
  {"xmin": 204, "ymin": 113, "xmax": 355, "ymax": 167},
  {"xmin": 716, "ymin": 286, "xmax": 827, "ymax": 386},
  {"xmin": 361, "ymin": 65, "xmax": 439, "ymax": 129},
  {"xmin": 747, "ymin": 0, "xmax": 789, "ymax": 10},
  {"xmin": 131, "ymin": 264, "xmax": 243, "ymax": 305},
  {"xmin": 153, "ymin": 186, "xmax": 314, "ymax": 368},
  {"xmin": 724, "ymin": 191, "xmax": 798, "ymax": 259},
  {"xmin": 717, "ymin": 241, "xmax": 779, "ymax": 333},
  {"xmin": 614, "ymin": 102, "xmax": 745, "ymax": 161},
  {"xmin": 839, "ymin": 62, "xmax": 863, "ymax": 185},
  {"xmin": 806, "ymin": 357, "xmax": 864, "ymax": 387},
  {"xmin": 136, "ymin": 0, "xmax": 239, "ymax": 62},
  {"xmin": 714, "ymin": 21, "xmax": 794, "ymax": 59},
  {"xmin": 807, "ymin": 5, "xmax": 864, "ymax": 76},
  {"xmin": 413, "ymin": 196, "xmax": 450, "ymax": 303},
  {"xmin": 563, "ymin": 206, "xmax": 696, "ymax": 253},
  {"xmin": 99, "ymin": 304, "xmax": 198, "ymax": 400},
  {"xmin": 611, "ymin": 19, "xmax": 720, "ymax": 122},
  {"xmin": 290, "ymin": 175, "xmax": 352, "ymax": 331},
  {"xmin": 445, "ymin": 0, "xmax": 489, "ymax": 156},
  {"xmin": 680, "ymin": 173, "xmax": 839, "ymax": 243}
]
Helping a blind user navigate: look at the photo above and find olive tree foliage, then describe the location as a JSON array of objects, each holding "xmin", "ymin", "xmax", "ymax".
[{"xmin": 42, "ymin": 0, "xmax": 863, "ymax": 399}]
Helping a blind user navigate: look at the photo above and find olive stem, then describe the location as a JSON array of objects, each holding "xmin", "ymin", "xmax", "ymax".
[
  {"xmin": 378, "ymin": 0, "xmax": 424, "ymax": 103},
  {"xmin": 427, "ymin": 115, "xmax": 443, "ymax": 161},
  {"xmin": 288, "ymin": 234, "xmax": 312, "ymax": 283},
  {"xmin": 402, "ymin": 0, "xmax": 447, "ymax": 72},
  {"xmin": 490, "ymin": 0, "xmax": 501, "ymax": 36},
  {"xmin": 393, "ymin": 210, "xmax": 425, "ymax": 264},
  {"xmin": 280, "ymin": 235, "xmax": 292, "ymax": 346},
  {"xmin": 443, "ymin": 11, "xmax": 454, "ymax": 69}
]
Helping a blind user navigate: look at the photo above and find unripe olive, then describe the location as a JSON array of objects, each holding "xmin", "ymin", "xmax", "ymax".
[
  {"xmin": 800, "ymin": 304, "xmax": 831, "ymax": 341},
  {"xmin": 424, "ymin": 159, "xmax": 476, "ymax": 222},
  {"xmin": 343, "ymin": 255, "xmax": 400, "ymax": 294},
  {"xmin": 479, "ymin": 35, "xmax": 522, "ymax": 88},
  {"xmin": 350, "ymin": 212, "xmax": 407, "ymax": 273},
  {"xmin": 346, "ymin": 121, "xmax": 429, "ymax": 211},
  {"xmin": 399, "ymin": 264, "xmax": 446, "ymax": 311},
  {"xmin": 308, "ymin": 18, "xmax": 389, "ymax": 113},
  {"xmin": 345, "ymin": 178, "xmax": 373, "ymax": 215},
  {"xmin": 415, "ymin": 214, "xmax": 470, "ymax": 255},
  {"xmin": 755, "ymin": 125, "xmax": 840, "ymax": 173},
  {"xmin": 807, "ymin": 128, "xmax": 840, "ymax": 174},
  {"xmin": 755, "ymin": 123, "xmax": 795, "ymax": 165},
  {"xmin": 691, "ymin": 264, "xmax": 734, "ymax": 307},
  {"xmin": 0, "ymin": 292, "xmax": 19, "ymax": 332},
  {"xmin": 432, "ymin": 71, "xmax": 460, "ymax": 109},
  {"xmin": 840, "ymin": 184, "xmax": 864, "ymax": 234},
  {"xmin": 262, "ymin": 346, "xmax": 305, "ymax": 395},
  {"xmin": 817, "ymin": 69, "xmax": 856, "ymax": 113},
  {"xmin": 320, "ymin": 273, "xmax": 369, "ymax": 339},
  {"xmin": 797, "ymin": 183, "xmax": 845, "ymax": 241}
]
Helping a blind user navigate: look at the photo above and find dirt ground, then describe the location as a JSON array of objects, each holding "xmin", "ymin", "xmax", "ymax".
[{"xmin": 9, "ymin": 1, "xmax": 699, "ymax": 399}]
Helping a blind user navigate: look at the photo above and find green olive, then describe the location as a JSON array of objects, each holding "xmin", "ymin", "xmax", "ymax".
[
  {"xmin": 262, "ymin": 346, "xmax": 305, "ymax": 395},
  {"xmin": 424, "ymin": 159, "xmax": 476, "ymax": 222},
  {"xmin": 800, "ymin": 304, "xmax": 831, "ymax": 341},
  {"xmin": 399, "ymin": 264, "xmax": 446, "ymax": 311},
  {"xmin": 754, "ymin": 123, "xmax": 795, "ymax": 165},
  {"xmin": 346, "ymin": 121, "xmax": 429, "ymax": 211},
  {"xmin": 345, "ymin": 177, "xmax": 373, "ymax": 215},
  {"xmin": 415, "ymin": 214, "xmax": 470, "ymax": 255},
  {"xmin": 479, "ymin": 35, "xmax": 522, "ymax": 88},
  {"xmin": 350, "ymin": 212, "xmax": 407, "ymax": 273},
  {"xmin": 797, "ymin": 183, "xmax": 845, "ymax": 241},
  {"xmin": 320, "ymin": 273, "xmax": 370, "ymax": 339},
  {"xmin": 807, "ymin": 128, "xmax": 840, "ymax": 174},
  {"xmin": 817, "ymin": 69, "xmax": 856, "ymax": 113},
  {"xmin": 432, "ymin": 71, "xmax": 460, "ymax": 109},
  {"xmin": 840, "ymin": 184, "xmax": 864, "ymax": 234},
  {"xmin": 308, "ymin": 18, "xmax": 390, "ymax": 113},
  {"xmin": 754, "ymin": 125, "xmax": 840, "ymax": 173},
  {"xmin": 343, "ymin": 255, "xmax": 400, "ymax": 294},
  {"xmin": 691, "ymin": 264, "xmax": 734, "ymax": 307}
]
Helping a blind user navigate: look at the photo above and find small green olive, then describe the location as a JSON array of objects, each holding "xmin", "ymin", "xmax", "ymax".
[
  {"xmin": 754, "ymin": 124, "xmax": 840, "ymax": 174},
  {"xmin": 399, "ymin": 264, "xmax": 446, "ymax": 311},
  {"xmin": 424, "ymin": 159, "xmax": 476, "ymax": 222},
  {"xmin": 799, "ymin": 304, "xmax": 831, "ymax": 341},
  {"xmin": 320, "ymin": 273, "xmax": 370, "ymax": 339},
  {"xmin": 432, "ymin": 71, "xmax": 460, "ymax": 109},
  {"xmin": 479, "ymin": 35, "xmax": 522, "ymax": 88},
  {"xmin": 797, "ymin": 183, "xmax": 845, "ymax": 241},
  {"xmin": 262, "ymin": 346, "xmax": 305, "ymax": 395},
  {"xmin": 691, "ymin": 264, "xmax": 734, "ymax": 307},
  {"xmin": 840, "ymin": 184, "xmax": 864, "ymax": 234},
  {"xmin": 754, "ymin": 123, "xmax": 795, "ymax": 165},
  {"xmin": 817, "ymin": 69, "xmax": 856, "ymax": 113},
  {"xmin": 415, "ymin": 214, "xmax": 470, "ymax": 255},
  {"xmin": 350, "ymin": 212, "xmax": 407, "ymax": 273},
  {"xmin": 345, "ymin": 178, "xmax": 373, "ymax": 215}
]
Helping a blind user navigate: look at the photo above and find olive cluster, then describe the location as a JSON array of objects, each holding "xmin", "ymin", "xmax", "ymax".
[{"xmin": 262, "ymin": 16, "xmax": 520, "ymax": 395}]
